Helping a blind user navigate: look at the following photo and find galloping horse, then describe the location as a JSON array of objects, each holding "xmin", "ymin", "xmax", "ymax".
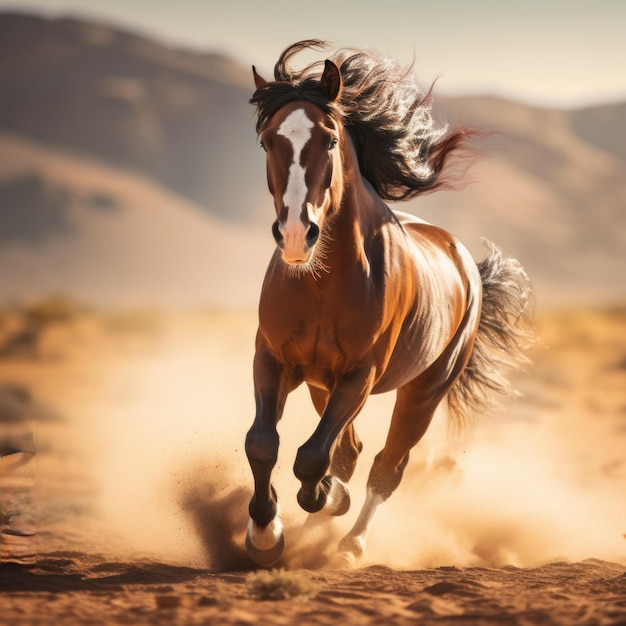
[{"xmin": 245, "ymin": 41, "xmax": 533, "ymax": 566}]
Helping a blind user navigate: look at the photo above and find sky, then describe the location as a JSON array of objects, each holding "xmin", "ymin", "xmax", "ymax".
[{"xmin": 1, "ymin": 0, "xmax": 625, "ymax": 108}]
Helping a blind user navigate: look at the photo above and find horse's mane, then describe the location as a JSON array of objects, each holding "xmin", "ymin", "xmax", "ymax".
[{"xmin": 251, "ymin": 40, "xmax": 475, "ymax": 201}]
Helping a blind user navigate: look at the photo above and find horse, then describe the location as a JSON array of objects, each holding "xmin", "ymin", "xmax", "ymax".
[{"xmin": 244, "ymin": 40, "xmax": 534, "ymax": 567}]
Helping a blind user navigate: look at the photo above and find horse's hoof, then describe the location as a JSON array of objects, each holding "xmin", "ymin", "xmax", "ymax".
[
  {"xmin": 245, "ymin": 531, "xmax": 285, "ymax": 567},
  {"xmin": 320, "ymin": 547, "xmax": 359, "ymax": 570},
  {"xmin": 337, "ymin": 535, "xmax": 365, "ymax": 561},
  {"xmin": 322, "ymin": 476, "xmax": 351, "ymax": 516},
  {"xmin": 333, "ymin": 551, "xmax": 358, "ymax": 569}
]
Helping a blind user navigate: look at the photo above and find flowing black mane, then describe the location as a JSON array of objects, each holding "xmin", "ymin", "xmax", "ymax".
[{"xmin": 251, "ymin": 40, "xmax": 474, "ymax": 201}]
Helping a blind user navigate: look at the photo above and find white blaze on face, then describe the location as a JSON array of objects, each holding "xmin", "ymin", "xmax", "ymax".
[{"xmin": 276, "ymin": 108, "xmax": 314, "ymax": 259}]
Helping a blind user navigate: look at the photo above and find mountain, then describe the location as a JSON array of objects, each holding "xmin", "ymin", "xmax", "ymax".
[
  {"xmin": 0, "ymin": 12, "xmax": 265, "ymax": 223},
  {"xmin": 567, "ymin": 101, "xmax": 626, "ymax": 164},
  {"xmin": 414, "ymin": 96, "xmax": 626, "ymax": 304},
  {"xmin": 0, "ymin": 132, "xmax": 271, "ymax": 308},
  {"xmin": 0, "ymin": 12, "xmax": 624, "ymax": 308}
]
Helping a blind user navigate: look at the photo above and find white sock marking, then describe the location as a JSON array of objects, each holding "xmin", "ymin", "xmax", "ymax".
[
  {"xmin": 346, "ymin": 488, "xmax": 384, "ymax": 544},
  {"xmin": 247, "ymin": 514, "xmax": 284, "ymax": 551},
  {"xmin": 322, "ymin": 476, "xmax": 349, "ymax": 515}
]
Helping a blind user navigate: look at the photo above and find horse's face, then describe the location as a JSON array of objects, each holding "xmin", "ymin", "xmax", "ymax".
[
  {"xmin": 260, "ymin": 101, "xmax": 342, "ymax": 268},
  {"xmin": 255, "ymin": 61, "xmax": 344, "ymax": 271}
]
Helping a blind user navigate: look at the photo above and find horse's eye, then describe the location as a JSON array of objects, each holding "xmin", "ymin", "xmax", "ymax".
[
  {"xmin": 260, "ymin": 140, "xmax": 267, "ymax": 152},
  {"xmin": 328, "ymin": 137, "xmax": 338, "ymax": 151}
]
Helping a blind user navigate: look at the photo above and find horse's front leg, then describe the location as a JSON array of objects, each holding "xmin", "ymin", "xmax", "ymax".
[
  {"xmin": 294, "ymin": 368, "xmax": 374, "ymax": 515},
  {"xmin": 245, "ymin": 344, "xmax": 297, "ymax": 567}
]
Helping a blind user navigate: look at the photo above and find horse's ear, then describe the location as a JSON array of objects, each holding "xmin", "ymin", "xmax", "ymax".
[
  {"xmin": 252, "ymin": 65, "xmax": 267, "ymax": 90},
  {"xmin": 320, "ymin": 59, "xmax": 342, "ymax": 102}
]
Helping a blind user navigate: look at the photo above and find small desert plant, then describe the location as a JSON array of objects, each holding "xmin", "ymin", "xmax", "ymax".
[
  {"xmin": 246, "ymin": 568, "xmax": 321, "ymax": 601},
  {"xmin": 23, "ymin": 294, "xmax": 83, "ymax": 325}
]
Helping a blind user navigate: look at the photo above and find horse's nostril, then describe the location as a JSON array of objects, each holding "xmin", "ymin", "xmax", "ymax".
[
  {"xmin": 306, "ymin": 223, "xmax": 320, "ymax": 247},
  {"xmin": 272, "ymin": 220, "xmax": 284, "ymax": 247}
]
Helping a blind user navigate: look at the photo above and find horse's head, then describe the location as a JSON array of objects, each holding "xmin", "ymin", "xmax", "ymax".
[{"xmin": 252, "ymin": 61, "xmax": 344, "ymax": 272}]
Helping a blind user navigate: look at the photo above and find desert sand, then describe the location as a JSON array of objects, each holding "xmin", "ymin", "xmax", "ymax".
[{"xmin": 1, "ymin": 303, "xmax": 625, "ymax": 624}]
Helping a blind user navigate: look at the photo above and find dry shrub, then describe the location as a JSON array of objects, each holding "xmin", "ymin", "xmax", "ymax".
[
  {"xmin": 23, "ymin": 294, "xmax": 84, "ymax": 324},
  {"xmin": 246, "ymin": 568, "xmax": 321, "ymax": 601}
]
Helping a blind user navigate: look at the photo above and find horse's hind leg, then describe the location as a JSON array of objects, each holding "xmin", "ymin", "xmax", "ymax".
[
  {"xmin": 337, "ymin": 296, "xmax": 480, "ymax": 563},
  {"xmin": 337, "ymin": 381, "xmax": 443, "ymax": 562},
  {"xmin": 331, "ymin": 424, "xmax": 363, "ymax": 483}
]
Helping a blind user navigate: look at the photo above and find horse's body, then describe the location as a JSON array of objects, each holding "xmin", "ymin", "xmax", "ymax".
[{"xmin": 245, "ymin": 42, "xmax": 533, "ymax": 566}]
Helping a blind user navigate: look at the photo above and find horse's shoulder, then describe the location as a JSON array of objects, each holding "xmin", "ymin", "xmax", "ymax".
[
  {"xmin": 392, "ymin": 210, "xmax": 430, "ymax": 227},
  {"xmin": 391, "ymin": 210, "xmax": 455, "ymax": 245}
]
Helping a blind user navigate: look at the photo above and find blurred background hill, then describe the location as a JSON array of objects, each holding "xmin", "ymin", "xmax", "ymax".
[{"xmin": 0, "ymin": 12, "xmax": 624, "ymax": 309}]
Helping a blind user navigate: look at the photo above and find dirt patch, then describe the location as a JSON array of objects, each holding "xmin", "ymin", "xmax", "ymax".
[{"xmin": 1, "ymin": 307, "xmax": 625, "ymax": 624}]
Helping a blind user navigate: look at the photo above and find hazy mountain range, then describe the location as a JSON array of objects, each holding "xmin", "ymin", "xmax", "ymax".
[{"xmin": 0, "ymin": 12, "xmax": 624, "ymax": 308}]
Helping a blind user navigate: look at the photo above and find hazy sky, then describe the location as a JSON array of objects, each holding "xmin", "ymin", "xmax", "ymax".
[{"xmin": 1, "ymin": 0, "xmax": 625, "ymax": 107}]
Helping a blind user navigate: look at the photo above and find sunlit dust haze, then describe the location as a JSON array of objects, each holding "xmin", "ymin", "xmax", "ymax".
[
  {"xmin": 35, "ymin": 310, "xmax": 625, "ymax": 572},
  {"xmin": 0, "ymin": 0, "xmax": 625, "ymax": 577}
]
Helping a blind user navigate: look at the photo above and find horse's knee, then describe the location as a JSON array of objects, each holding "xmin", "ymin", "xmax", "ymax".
[{"xmin": 245, "ymin": 426, "xmax": 279, "ymax": 467}]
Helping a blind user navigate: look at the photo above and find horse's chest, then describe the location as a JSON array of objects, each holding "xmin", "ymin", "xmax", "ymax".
[
  {"xmin": 263, "ymin": 304, "xmax": 376, "ymax": 382},
  {"xmin": 276, "ymin": 319, "xmax": 352, "ymax": 366}
]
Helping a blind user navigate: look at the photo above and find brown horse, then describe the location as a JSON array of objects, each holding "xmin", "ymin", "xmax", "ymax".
[{"xmin": 245, "ymin": 41, "xmax": 534, "ymax": 566}]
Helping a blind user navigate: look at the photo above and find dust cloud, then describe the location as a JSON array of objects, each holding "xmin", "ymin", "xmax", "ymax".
[{"xmin": 81, "ymin": 312, "xmax": 625, "ymax": 571}]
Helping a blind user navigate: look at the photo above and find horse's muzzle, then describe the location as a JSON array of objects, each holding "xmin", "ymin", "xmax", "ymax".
[{"xmin": 272, "ymin": 219, "xmax": 319, "ymax": 264}]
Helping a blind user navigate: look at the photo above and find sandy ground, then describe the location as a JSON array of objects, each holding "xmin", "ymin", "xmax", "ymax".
[{"xmin": 1, "ymin": 304, "xmax": 625, "ymax": 624}]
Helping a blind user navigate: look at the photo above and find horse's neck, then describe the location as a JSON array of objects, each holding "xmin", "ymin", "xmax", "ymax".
[
  {"xmin": 315, "ymin": 207, "xmax": 371, "ymax": 295},
  {"xmin": 326, "ymin": 141, "xmax": 390, "ymax": 274}
]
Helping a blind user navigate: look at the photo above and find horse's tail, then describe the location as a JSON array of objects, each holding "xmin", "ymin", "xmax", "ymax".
[{"xmin": 447, "ymin": 239, "xmax": 536, "ymax": 426}]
